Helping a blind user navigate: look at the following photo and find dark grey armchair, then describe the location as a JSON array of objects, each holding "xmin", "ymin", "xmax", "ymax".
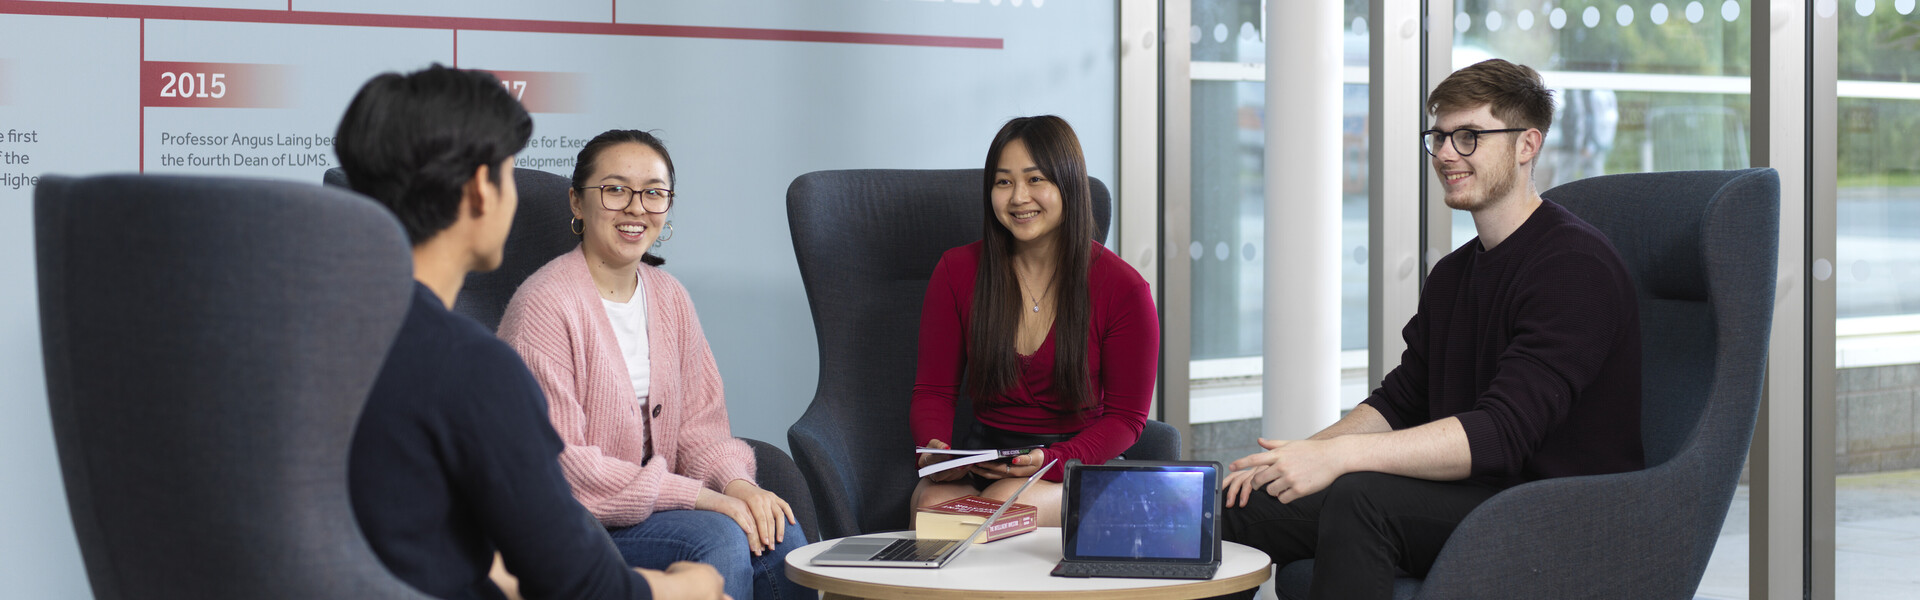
[
  {"xmin": 786, "ymin": 169, "xmax": 1181, "ymax": 540},
  {"xmin": 323, "ymin": 167, "xmax": 819, "ymax": 543},
  {"xmin": 36, "ymin": 174, "xmax": 429, "ymax": 599},
  {"xmin": 1275, "ymin": 168, "xmax": 1781, "ymax": 599}
]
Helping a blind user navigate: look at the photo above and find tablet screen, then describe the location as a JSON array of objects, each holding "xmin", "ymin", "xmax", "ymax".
[{"xmin": 1068, "ymin": 467, "xmax": 1212, "ymax": 560}]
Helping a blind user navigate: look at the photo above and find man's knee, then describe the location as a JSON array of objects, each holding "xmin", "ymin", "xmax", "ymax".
[{"xmin": 1322, "ymin": 471, "xmax": 1400, "ymax": 503}]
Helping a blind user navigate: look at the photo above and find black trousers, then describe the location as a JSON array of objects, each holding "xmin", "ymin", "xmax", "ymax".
[{"xmin": 1217, "ymin": 472, "xmax": 1500, "ymax": 600}]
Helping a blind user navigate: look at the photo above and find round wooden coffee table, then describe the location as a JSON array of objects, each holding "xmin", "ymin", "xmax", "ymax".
[{"xmin": 786, "ymin": 528, "xmax": 1270, "ymax": 600}]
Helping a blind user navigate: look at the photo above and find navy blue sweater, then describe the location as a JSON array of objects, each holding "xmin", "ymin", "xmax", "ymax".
[
  {"xmin": 1362, "ymin": 200, "xmax": 1644, "ymax": 488},
  {"xmin": 350, "ymin": 283, "xmax": 651, "ymax": 600}
]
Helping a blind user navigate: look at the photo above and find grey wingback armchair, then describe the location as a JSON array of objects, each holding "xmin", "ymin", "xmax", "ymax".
[
  {"xmin": 323, "ymin": 167, "xmax": 820, "ymax": 543},
  {"xmin": 1275, "ymin": 168, "xmax": 1781, "ymax": 599},
  {"xmin": 37, "ymin": 174, "xmax": 431, "ymax": 599},
  {"xmin": 786, "ymin": 168, "xmax": 1181, "ymax": 541}
]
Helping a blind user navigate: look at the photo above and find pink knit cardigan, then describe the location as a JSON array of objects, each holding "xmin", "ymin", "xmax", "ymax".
[{"xmin": 497, "ymin": 247, "xmax": 755, "ymax": 527}]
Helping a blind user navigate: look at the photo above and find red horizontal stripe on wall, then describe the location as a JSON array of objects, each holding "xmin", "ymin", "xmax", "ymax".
[{"xmin": 0, "ymin": 1, "xmax": 1002, "ymax": 49}]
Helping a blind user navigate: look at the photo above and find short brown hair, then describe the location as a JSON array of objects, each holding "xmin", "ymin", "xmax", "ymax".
[{"xmin": 1427, "ymin": 58, "xmax": 1554, "ymax": 134}]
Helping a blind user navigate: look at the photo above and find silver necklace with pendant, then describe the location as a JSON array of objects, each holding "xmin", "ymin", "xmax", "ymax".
[{"xmin": 1017, "ymin": 269, "xmax": 1054, "ymax": 313}]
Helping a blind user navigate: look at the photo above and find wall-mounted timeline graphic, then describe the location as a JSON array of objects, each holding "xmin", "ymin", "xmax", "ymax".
[{"xmin": 0, "ymin": 3, "xmax": 1116, "ymax": 596}]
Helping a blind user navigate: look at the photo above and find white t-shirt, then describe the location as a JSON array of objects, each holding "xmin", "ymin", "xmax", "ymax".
[{"xmin": 600, "ymin": 286, "xmax": 650, "ymax": 404}]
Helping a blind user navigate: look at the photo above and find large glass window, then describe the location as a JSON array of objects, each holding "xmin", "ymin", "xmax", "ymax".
[
  {"xmin": 1187, "ymin": 0, "xmax": 1371, "ymax": 464},
  {"xmin": 1450, "ymin": 2, "xmax": 1753, "ymax": 596},
  {"xmin": 1447, "ymin": 0, "xmax": 1751, "ymax": 247},
  {"xmin": 1833, "ymin": 1, "xmax": 1920, "ymax": 597}
]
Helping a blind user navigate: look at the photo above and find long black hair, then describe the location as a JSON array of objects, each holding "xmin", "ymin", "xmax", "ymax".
[
  {"xmin": 570, "ymin": 129, "xmax": 675, "ymax": 267},
  {"xmin": 965, "ymin": 115, "xmax": 1096, "ymax": 412}
]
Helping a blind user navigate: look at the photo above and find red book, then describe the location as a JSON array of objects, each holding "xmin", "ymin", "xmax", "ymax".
[{"xmin": 914, "ymin": 495, "xmax": 1039, "ymax": 543}]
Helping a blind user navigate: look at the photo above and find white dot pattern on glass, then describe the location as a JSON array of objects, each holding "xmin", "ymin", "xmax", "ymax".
[
  {"xmin": 1857, "ymin": 0, "xmax": 1876, "ymax": 17},
  {"xmin": 1215, "ymin": 242, "xmax": 1230, "ymax": 262},
  {"xmin": 1190, "ymin": 241, "xmax": 1203, "ymax": 261},
  {"xmin": 1176, "ymin": 0, "xmax": 1791, "ymax": 49},
  {"xmin": 1899, "ymin": 0, "xmax": 1916, "ymax": 15}
]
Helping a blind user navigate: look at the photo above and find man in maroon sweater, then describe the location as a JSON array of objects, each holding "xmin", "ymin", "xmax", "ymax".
[{"xmin": 1218, "ymin": 59, "xmax": 1644, "ymax": 600}]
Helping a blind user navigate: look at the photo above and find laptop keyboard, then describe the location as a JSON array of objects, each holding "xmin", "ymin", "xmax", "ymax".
[
  {"xmin": 1052, "ymin": 561, "xmax": 1219, "ymax": 580},
  {"xmin": 873, "ymin": 538, "xmax": 959, "ymax": 562}
]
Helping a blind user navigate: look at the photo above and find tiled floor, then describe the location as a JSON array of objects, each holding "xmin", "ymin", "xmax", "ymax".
[{"xmin": 1697, "ymin": 469, "xmax": 1920, "ymax": 599}]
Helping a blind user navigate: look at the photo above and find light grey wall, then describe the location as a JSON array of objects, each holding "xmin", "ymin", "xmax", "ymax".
[{"xmin": 1, "ymin": 1, "xmax": 1116, "ymax": 595}]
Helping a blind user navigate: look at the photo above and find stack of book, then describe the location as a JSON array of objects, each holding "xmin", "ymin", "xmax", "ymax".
[{"xmin": 914, "ymin": 495, "xmax": 1039, "ymax": 543}]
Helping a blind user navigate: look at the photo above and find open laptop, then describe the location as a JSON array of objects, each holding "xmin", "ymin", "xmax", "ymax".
[
  {"xmin": 1051, "ymin": 460, "xmax": 1222, "ymax": 580},
  {"xmin": 810, "ymin": 458, "xmax": 1059, "ymax": 568}
]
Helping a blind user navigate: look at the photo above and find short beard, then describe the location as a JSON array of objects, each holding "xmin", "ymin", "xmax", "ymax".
[{"xmin": 1443, "ymin": 143, "xmax": 1519, "ymax": 212}]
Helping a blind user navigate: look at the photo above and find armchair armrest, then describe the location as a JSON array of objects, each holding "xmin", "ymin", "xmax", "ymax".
[
  {"xmin": 1417, "ymin": 456, "xmax": 1732, "ymax": 598},
  {"xmin": 739, "ymin": 437, "xmax": 819, "ymax": 544}
]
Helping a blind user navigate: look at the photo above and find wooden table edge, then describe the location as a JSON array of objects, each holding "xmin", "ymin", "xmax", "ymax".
[{"xmin": 787, "ymin": 561, "xmax": 1270, "ymax": 600}]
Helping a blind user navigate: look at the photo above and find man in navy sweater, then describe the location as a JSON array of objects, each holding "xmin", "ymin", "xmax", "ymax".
[
  {"xmin": 338, "ymin": 65, "xmax": 726, "ymax": 600},
  {"xmin": 1218, "ymin": 59, "xmax": 1644, "ymax": 600}
]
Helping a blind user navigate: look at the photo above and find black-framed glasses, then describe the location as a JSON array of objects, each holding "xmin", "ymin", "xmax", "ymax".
[
  {"xmin": 576, "ymin": 184, "xmax": 674, "ymax": 213},
  {"xmin": 1421, "ymin": 128, "xmax": 1527, "ymax": 157}
]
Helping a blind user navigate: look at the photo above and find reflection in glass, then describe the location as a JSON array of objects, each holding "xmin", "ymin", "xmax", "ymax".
[{"xmin": 1835, "ymin": 6, "xmax": 1920, "ymax": 597}]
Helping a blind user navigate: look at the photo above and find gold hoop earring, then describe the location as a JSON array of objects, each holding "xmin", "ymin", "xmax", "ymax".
[
  {"xmin": 654, "ymin": 221, "xmax": 674, "ymax": 245},
  {"xmin": 570, "ymin": 218, "xmax": 584, "ymax": 236}
]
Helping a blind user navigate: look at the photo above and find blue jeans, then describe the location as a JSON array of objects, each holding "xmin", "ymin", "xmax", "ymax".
[{"xmin": 606, "ymin": 510, "xmax": 810, "ymax": 600}]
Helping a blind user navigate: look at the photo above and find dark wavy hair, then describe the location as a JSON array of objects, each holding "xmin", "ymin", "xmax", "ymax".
[
  {"xmin": 1428, "ymin": 58, "xmax": 1556, "ymax": 134},
  {"xmin": 570, "ymin": 129, "xmax": 676, "ymax": 267},
  {"xmin": 965, "ymin": 115, "xmax": 1097, "ymax": 412},
  {"xmin": 334, "ymin": 64, "xmax": 532, "ymax": 245}
]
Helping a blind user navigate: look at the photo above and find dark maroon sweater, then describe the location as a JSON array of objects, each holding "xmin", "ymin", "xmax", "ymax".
[{"xmin": 1361, "ymin": 200, "xmax": 1644, "ymax": 489}]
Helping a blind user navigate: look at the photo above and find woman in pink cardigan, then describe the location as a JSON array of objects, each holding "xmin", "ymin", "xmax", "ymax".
[{"xmin": 497, "ymin": 129, "xmax": 807, "ymax": 600}]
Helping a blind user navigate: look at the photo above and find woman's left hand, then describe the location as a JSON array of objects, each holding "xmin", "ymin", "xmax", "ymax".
[
  {"xmin": 968, "ymin": 448, "xmax": 1047, "ymax": 480},
  {"xmin": 723, "ymin": 480, "xmax": 795, "ymax": 548}
]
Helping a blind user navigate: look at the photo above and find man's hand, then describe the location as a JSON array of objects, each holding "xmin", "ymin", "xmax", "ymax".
[
  {"xmin": 723, "ymin": 479, "xmax": 796, "ymax": 550},
  {"xmin": 968, "ymin": 447, "xmax": 1047, "ymax": 480},
  {"xmin": 1221, "ymin": 438, "xmax": 1350, "ymax": 506},
  {"xmin": 637, "ymin": 561, "xmax": 730, "ymax": 600},
  {"xmin": 917, "ymin": 439, "xmax": 967, "ymax": 482},
  {"xmin": 695, "ymin": 488, "xmax": 765, "ymax": 556}
]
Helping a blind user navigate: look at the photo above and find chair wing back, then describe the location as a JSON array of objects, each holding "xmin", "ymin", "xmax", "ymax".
[
  {"xmin": 1545, "ymin": 168, "xmax": 1779, "ymax": 469},
  {"xmin": 326, "ymin": 166, "xmax": 578, "ymax": 331},
  {"xmin": 36, "ymin": 174, "xmax": 428, "ymax": 599},
  {"xmin": 1412, "ymin": 168, "xmax": 1778, "ymax": 598},
  {"xmin": 786, "ymin": 169, "xmax": 1110, "ymax": 538}
]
